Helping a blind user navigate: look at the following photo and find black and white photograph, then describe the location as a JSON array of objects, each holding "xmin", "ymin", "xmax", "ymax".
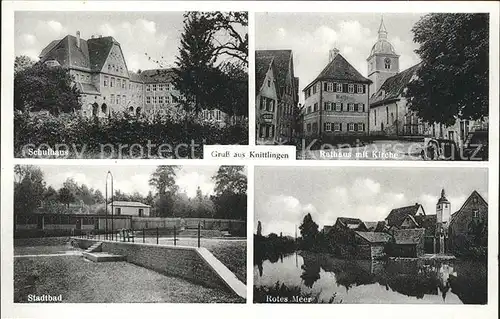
[
  {"xmin": 255, "ymin": 13, "xmax": 489, "ymax": 161},
  {"xmin": 254, "ymin": 167, "xmax": 488, "ymax": 304},
  {"xmin": 13, "ymin": 164, "xmax": 247, "ymax": 302},
  {"xmin": 14, "ymin": 11, "xmax": 248, "ymax": 159}
]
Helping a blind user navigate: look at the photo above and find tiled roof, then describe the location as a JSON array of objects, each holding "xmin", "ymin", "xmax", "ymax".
[
  {"xmin": 393, "ymin": 228, "xmax": 425, "ymax": 245},
  {"xmin": 355, "ymin": 231, "xmax": 391, "ymax": 243},
  {"xmin": 87, "ymin": 36, "xmax": 115, "ymax": 72},
  {"xmin": 140, "ymin": 68, "xmax": 176, "ymax": 84},
  {"xmin": 75, "ymin": 82, "xmax": 100, "ymax": 95},
  {"xmin": 255, "ymin": 55, "xmax": 274, "ymax": 93},
  {"xmin": 337, "ymin": 217, "xmax": 363, "ymax": 225},
  {"xmin": 386, "ymin": 204, "xmax": 422, "ymax": 227},
  {"xmin": 110, "ymin": 201, "xmax": 150, "ymax": 208},
  {"xmin": 369, "ymin": 63, "xmax": 422, "ymax": 107},
  {"xmin": 129, "ymin": 71, "xmax": 143, "ymax": 82},
  {"xmin": 305, "ymin": 53, "xmax": 371, "ymax": 91},
  {"xmin": 255, "ymin": 50, "xmax": 292, "ymax": 96},
  {"xmin": 363, "ymin": 221, "xmax": 378, "ymax": 231},
  {"xmin": 40, "ymin": 35, "xmax": 91, "ymax": 70}
]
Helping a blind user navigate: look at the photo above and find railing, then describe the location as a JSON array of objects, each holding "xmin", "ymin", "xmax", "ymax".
[{"xmin": 78, "ymin": 222, "xmax": 203, "ymax": 248}]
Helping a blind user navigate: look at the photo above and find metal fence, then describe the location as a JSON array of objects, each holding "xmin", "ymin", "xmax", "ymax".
[{"xmin": 78, "ymin": 223, "xmax": 203, "ymax": 248}]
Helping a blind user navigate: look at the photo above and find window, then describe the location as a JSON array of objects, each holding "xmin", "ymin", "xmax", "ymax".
[
  {"xmin": 327, "ymin": 82, "xmax": 334, "ymax": 92},
  {"xmin": 104, "ymin": 76, "xmax": 109, "ymax": 87},
  {"xmin": 122, "ymin": 80, "xmax": 126, "ymax": 89},
  {"xmin": 165, "ymin": 95, "xmax": 171, "ymax": 104},
  {"xmin": 336, "ymin": 83, "xmax": 342, "ymax": 92},
  {"xmin": 348, "ymin": 123, "xmax": 355, "ymax": 131},
  {"xmin": 115, "ymin": 208, "xmax": 121, "ymax": 215},
  {"xmin": 307, "ymin": 106, "xmax": 312, "ymax": 114},
  {"xmin": 324, "ymin": 102, "xmax": 329, "ymax": 111},
  {"xmin": 313, "ymin": 103, "xmax": 318, "ymax": 112},
  {"xmin": 348, "ymin": 84, "xmax": 354, "ymax": 93},
  {"xmin": 267, "ymin": 79, "xmax": 271, "ymax": 87},
  {"xmin": 357, "ymin": 84, "xmax": 363, "ymax": 94},
  {"xmin": 334, "ymin": 123, "xmax": 341, "ymax": 131},
  {"xmin": 325, "ymin": 122, "xmax": 331, "ymax": 131},
  {"xmin": 357, "ymin": 123, "xmax": 364, "ymax": 131},
  {"xmin": 358, "ymin": 103, "xmax": 364, "ymax": 112},
  {"xmin": 260, "ymin": 96, "xmax": 266, "ymax": 110},
  {"xmin": 307, "ymin": 123, "xmax": 311, "ymax": 132},
  {"xmin": 335, "ymin": 103, "xmax": 342, "ymax": 112},
  {"xmin": 152, "ymin": 84, "xmax": 157, "ymax": 91},
  {"xmin": 152, "ymin": 96, "xmax": 157, "ymax": 104},
  {"xmin": 384, "ymin": 58, "xmax": 391, "ymax": 69},
  {"xmin": 158, "ymin": 84, "xmax": 163, "ymax": 91},
  {"xmin": 110, "ymin": 77, "xmax": 115, "ymax": 87},
  {"xmin": 108, "ymin": 64, "xmax": 111, "ymax": 71},
  {"xmin": 122, "ymin": 95, "xmax": 126, "ymax": 103},
  {"xmin": 146, "ymin": 85, "xmax": 151, "ymax": 92},
  {"xmin": 166, "ymin": 83, "xmax": 171, "ymax": 91},
  {"xmin": 117, "ymin": 78, "xmax": 121, "ymax": 88},
  {"xmin": 473, "ymin": 210, "xmax": 479, "ymax": 218},
  {"xmin": 158, "ymin": 96, "xmax": 164, "ymax": 104},
  {"xmin": 312, "ymin": 84, "xmax": 317, "ymax": 94},
  {"xmin": 116, "ymin": 95, "xmax": 120, "ymax": 105},
  {"xmin": 146, "ymin": 96, "xmax": 151, "ymax": 104},
  {"xmin": 267, "ymin": 99, "xmax": 274, "ymax": 112},
  {"xmin": 348, "ymin": 103, "xmax": 355, "ymax": 112},
  {"xmin": 312, "ymin": 122, "xmax": 318, "ymax": 132},
  {"xmin": 110, "ymin": 94, "xmax": 115, "ymax": 104}
]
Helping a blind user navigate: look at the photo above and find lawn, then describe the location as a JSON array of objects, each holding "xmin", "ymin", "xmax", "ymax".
[{"xmin": 14, "ymin": 255, "xmax": 243, "ymax": 303}]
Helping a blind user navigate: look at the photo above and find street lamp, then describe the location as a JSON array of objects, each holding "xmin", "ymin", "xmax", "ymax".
[{"xmin": 106, "ymin": 171, "xmax": 114, "ymax": 240}]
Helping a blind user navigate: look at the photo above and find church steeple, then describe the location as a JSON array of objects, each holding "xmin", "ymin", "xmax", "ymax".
[{"xmin": 378, "ymin": 16, "xmax": 388, "ymax": 40}]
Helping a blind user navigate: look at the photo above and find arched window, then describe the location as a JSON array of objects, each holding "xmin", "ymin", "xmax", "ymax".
[
  {"xmin": 129, "ymin": 106, "xmax": 134, "ymax": 113},
  {"xmin": 135, "ymin": 107, "xmax": 142, "ymax": 116},
  {"xmin": 92, "ymin": 103, "xmax": 99, "ymax": 117},
  {"xmin": 384, "ymin": 58, "xmax": 391, "ymax": 70},
  {"xmin": 101, "ymin": 103, "xmax": 108, "ymax": 114}
]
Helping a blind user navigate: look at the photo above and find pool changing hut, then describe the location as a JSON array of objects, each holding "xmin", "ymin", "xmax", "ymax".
[{"xmin": 107, "ymin": 201, "xmax": 151, "ymax": 217}]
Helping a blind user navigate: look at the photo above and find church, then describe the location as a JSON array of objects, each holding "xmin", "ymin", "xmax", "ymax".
[
  {"xmin": 367, "ymin": 18, "xmax": 487, "ymax": 146},
  {"xmin": 38, "ymin": 31, "xmax": 229, "ymax": 124}
]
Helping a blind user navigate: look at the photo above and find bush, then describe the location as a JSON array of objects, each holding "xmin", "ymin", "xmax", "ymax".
[{"xmin": 14, "ymin": 112, "xmax": 248, "ymax": 158}]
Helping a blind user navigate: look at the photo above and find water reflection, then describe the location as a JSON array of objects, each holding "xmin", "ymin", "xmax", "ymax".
[{"xmin": 254, "ymin": 252, "xmax": 487, "ymax": 304}]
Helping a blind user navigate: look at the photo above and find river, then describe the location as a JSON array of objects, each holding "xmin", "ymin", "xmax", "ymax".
[{"xmin": 254, "ymin": 252, "xmax": 487, "ymax": 304}]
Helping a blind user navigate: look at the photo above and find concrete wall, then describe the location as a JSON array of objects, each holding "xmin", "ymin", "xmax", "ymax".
[
  {"xmin": 131, "ymin": 217, "xmax": 181, "ymax": 229},
  {"xmin": 73, "ymin": 238, "xmax": 245, "ymax": 298}
]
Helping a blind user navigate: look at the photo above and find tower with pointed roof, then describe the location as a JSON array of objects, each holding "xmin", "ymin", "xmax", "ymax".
[
  {"xmin": 437, "ymin": 188, "xmax": 451, "ymax": 225},
  {"xmin": 367, "ymin": 17, "xmax": 400, "ymax": 95}
]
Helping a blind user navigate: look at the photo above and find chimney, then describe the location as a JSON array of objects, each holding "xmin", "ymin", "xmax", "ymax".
[
  {"xmin": 76, "ymin": 31, "xmax": 81, "ymax": 48},
  {"xmin": 329, "ymin": 48, "xmax": 340, "ymax": 62}
]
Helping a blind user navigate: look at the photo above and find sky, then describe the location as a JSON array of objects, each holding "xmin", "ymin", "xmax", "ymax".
[
  {"xmin": 36, "ymin": 165, "xmax": 246, "ymax": 198},
  {"xmin": 15, "ymin": 11, "xmax": 189, "ymax": 71},
  {"xmin": 256, "ymin": 12, "xmax": 425, "ymax": 104},
  {"xmin": 254, "ymin": 167, "xmax": 488, "ymax": 237}
]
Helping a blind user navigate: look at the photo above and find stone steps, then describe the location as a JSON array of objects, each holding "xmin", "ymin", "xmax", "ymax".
[
  {"xmin": 83, "ymin": 252, "xmax": 126, "ymax": 262},
  {"xmin": 85, "ymin": 242, "xmax": 103, "ymax": 253}
]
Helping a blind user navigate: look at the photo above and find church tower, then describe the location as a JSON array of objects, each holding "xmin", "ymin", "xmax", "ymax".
[
  {"xmin": 367, "ymin": 16, "xmax": 400, "ymax": 94},
  {"xmin": 436, "ymin": 188, "xmax": 451, "ymax": 225}
]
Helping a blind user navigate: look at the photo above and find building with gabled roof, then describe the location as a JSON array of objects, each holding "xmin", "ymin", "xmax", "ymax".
[
  {"xmin": 107, "ymin": 201, "xmax": 151, "ymax": 217},
  {"xmin": 255, "ymin": 50, "xmax": 298, "ymax": 143},
  {"xmin": 38, "ymin": 31, "xmax": 230, "ymax": 125},
  {"xmin": 302, "ymin": 48, "xmax": 371, "ymax": 139},
  {"xmin": 385, "ymin": 203, "xmax": 425, "ymax": 227}
]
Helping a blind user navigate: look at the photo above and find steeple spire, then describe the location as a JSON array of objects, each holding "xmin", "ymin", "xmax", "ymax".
[{"xmin": 378, "ymin": 16, "xmax": 388, "ymax": 40}]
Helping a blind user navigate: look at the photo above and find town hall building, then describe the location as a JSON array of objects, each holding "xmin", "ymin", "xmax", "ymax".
[
  {"xmin": 302, "ymin": 48, "xmax": 371, "ymax": 139},
  {"xmin": 38, "ymin": 31, "xmax": 229, "ymax": 124}
]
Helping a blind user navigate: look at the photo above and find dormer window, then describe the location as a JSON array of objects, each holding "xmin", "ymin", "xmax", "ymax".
[
  {"xmin": 267, "ymin": 79, "xmax": 271, "ymax": 87},
  {"xmin": 473, "ymin": 210, "xmax": 479, "ymax": 218}
]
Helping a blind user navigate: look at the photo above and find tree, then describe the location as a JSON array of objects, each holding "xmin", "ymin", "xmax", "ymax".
[
  {"xmin": 14, "ymin": 55, "xmax": 35, "ymax": 74},
  {"xmin": 257, "ymin": 221, "xmax": 263, "ymax": 237},
  {"xmin": 213, "ymin": 166, "xmax": 247, "ymax": 196},
  {"xmin": 14, "ymin": 63, "xmax": 81, "ymax": 115},
  {"xmin": 195, "ymin": 11, "xmax": 248, "ymax": 65},
  {"xmin": 93, "ymin": 189, "xmax": 105, "ymax": 204},
  {"xmin": 58, "ymin": 187, "xmax": 75, "ymax": 209},
  {"xmin": 405, "ymin": 13, "xmax": 489, "ymax": 125},
  {"xmin": 149, "ymin": 166, "xmax": 179, "ymax": 195},
  {"xmin": 14, "ymin": 165, "xmax": 46, "ymax": 214},
  {"xmin": 299, "ymin": 213, "xmax": 319, "ymax": 250},
  {"xmin": 174, "ymin": 12, "xmax": 219, "ymax": 115}
]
